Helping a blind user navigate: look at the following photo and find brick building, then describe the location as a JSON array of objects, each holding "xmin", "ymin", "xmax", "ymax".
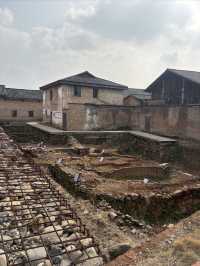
[
  {"xmin": 123, "ymin": 88, "xmax": 151, "ymax": 106},
  {"xmin": 0, "ymin": 85, "xmax": 42, "ymax": 122},
  {"xmin": 40, "ymin": 71, "xmax": 128, "ymax": 130},
  {"xmin": 146, "ymin": 68, "xmax": 200, "ymax": 105}
]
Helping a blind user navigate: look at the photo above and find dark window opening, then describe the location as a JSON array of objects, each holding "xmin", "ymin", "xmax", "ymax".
[
  {"xmin": 29, "ymin": 111, "xmax": 34, "ymax": 117},
  {"xmin": 12, "ymin": 110, "xmax": 17, "ymax": 117},
  {"xmin": 74, "ymin": 86, "xmax": 81, "ymax": 97},
  {"xmin": 50, "ymin": 89, "xmax": 53, "ymax": 101},
  {"xmin": 93, "ymin": 88, "xmax": 98, "ymax": 98}
]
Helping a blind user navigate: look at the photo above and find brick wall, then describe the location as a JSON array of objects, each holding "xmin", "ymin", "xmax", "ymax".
[
  {"xmin": 42, "ymin": 84, "xmax": 200, "ymax": 142},
  {"xmin": 0, "ymin": 99, "xmax": 42, "ymax": 121},
  {"xmin": 61, "ymin": 85, "xmax": 124, "ymax": 107},
  {"xmin": 123, "ymin": 95, "xmax": 141, "ymax": 106},
  {"xmin": 67, "ymin": 104, "xmax": 86, "ymax": 130},
  {"xmin": 67, "ymin": 103, "xmax": 200, "ymax": 142},
  {"xmin": 42, "ymin": 85, "xmax": 125, "ymax": 129}
]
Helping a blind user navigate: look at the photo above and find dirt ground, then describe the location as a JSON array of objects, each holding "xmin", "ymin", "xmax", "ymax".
[
  {"xmin": 23, "ymin": 143, "xmax": 200, "ymax": 197},
  {"xmin": 107, "ymin": 210, "xmax": 200, "ymax": 266},
  {"xmin": 49, "ymin": 174, "xmax": 160, "ymax": 262}
]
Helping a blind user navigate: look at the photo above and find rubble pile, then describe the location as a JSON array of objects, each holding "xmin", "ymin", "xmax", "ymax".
[
  {"xmin": 0, "ymin": 128, "xmax": 103, "ymax": 266},
  {"xmin": 21, "ymin": 142, "xmax": 48, "ymax": 154}
]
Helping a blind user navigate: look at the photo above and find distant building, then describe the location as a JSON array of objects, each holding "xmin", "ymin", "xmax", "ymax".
[
  {"xmin": 146, "ymin": 68, "xmax": 200, "ymax": 105},
  {"xmin": 40, "ymin": 71, "xmax": 128, "ymax": 129},
  {"xmin": 0, "ymin": 85, "xmax": 42, "ymax": 122},
  {"xmin": 123, "ymin": 88, "xmax": 151, "ymax": 106}
]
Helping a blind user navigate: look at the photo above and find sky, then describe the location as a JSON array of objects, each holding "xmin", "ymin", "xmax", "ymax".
[{"xmin": 0, "ymin": 0, "xmax": 199, "ymax": 90}]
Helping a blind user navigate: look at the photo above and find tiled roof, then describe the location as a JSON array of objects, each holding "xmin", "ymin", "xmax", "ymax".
[
  {"xmin": 0, "ymin": 85, "xmax": 42, "ymax": 101},
  {"xmin": 40, "ymin": 71, "xmax": 128, "ymax": 90}
]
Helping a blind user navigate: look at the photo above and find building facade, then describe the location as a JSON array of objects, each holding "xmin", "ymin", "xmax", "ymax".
[
  {"xmin": 146, "ymin": 68, "xmax": 200, "ymax": 105},
  {"xmin": 0, "ymin": 85, "xmax": 42, "ymax": 122},
  {"xmin": 40, "ymin": 71, "xmax": 128, "ymax": 130}
]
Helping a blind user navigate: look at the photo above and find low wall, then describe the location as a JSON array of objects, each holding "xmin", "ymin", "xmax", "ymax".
[
  {"xmin": 49, "ymin": 165, "xmax": 200, "ymax": 224},
  {"xmin": 68, "ymin": 103, "xmax": 200, "ymax": 141},
  {"xmin": 2, "ymin": 123, "xmax": 68, "ymax": 144},
  {"xmin": 102, "ymin": 166, "xmax": 170, "ymax": 180}
]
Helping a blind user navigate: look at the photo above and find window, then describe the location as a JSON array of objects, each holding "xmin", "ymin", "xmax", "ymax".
[
  {"xmin": 28, "ymin": 111, "xmax": 34, "ymax": 117},
  {"xmin": 50, "ymin": 89, "xmax": 53, "ymax": 101},
  {"xmin": 12, "ymin": 110, "xmax": 17, "ymax": 117},
  {"xmin": 74, "ymin": 86, "xmax": 81, "ymax": 97},
  {"xmin": 93, "ymin": 88, "xmax": 98, "ymax": 98}
]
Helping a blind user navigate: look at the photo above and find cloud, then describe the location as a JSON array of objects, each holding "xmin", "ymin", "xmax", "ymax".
[
  {"xmin": 65, "ymin": 0, "xmax": 193, "ymax": 43},
  {"xmin": 160, "ymin": 52, "xmax": 179, "ymax": 65},
  {"xmin": 65, "ymin": 1, "xmax": 96, "ymax": 20},
  {"xmin": 0, "ymin": 7, "xmax": 14, "ymax": 26},
  {"xmin": 0, "ymin": 0, "xmax": 199, "ymax": 91}
]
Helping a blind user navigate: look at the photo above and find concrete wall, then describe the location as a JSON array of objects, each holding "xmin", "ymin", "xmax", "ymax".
[{"xmin": 0, "ymin": 99, "xmax": 42, "ymax": 121}]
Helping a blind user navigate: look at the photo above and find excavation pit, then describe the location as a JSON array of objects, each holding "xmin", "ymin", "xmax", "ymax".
[{"xmin": 18, "ymin": 142, "xmax": 200, "ymax": 225}]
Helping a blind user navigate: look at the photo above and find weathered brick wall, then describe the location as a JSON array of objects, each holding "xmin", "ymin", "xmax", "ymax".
[
  {"xmin": 42, "ymin": 85, "xmax": 125, "ymax": 129},
  {"xmin": 61, "ymin": 85, "xmax": 124, "ymax": 107},
  {"xmin": 102, "ymin": 166, "xmax": 169, "ymax": 180},
  {"xmin": 67, "ymin": 104, "xmax": 86, "ymax": 130},
  {"xmin": 50, "ymin": 164, "xmax": 200, "ymax": 224},
  {"xmin": 134, "ymin": 105, "xmax": 200, "ymax": 141},
  {"xmin": 67, "ymin": 103, "xmax": 200, "ymax": 142},
  {"xmin": 123, "ymin": 95, "xmax": 141, "ymax": 106},
  {"xmin": 0, "ymin": 99, "xmax": 42, "ymax": 121},
  {"xmin": 42, "ymin": 84, "xmax": 200, "ymax": 141},
  {"xmin": 66, "ymin": 103, "xmax": 134, "ymax": 130}
]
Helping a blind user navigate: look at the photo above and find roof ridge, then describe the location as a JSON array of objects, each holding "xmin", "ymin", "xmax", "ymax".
[
  {"xmin": 41, "ymin": 71, "xmax": 128, "ymax": 90},
  {"xmin": 64, "ymin": 71, "xmax": 96, "ymax": 80},
  {"xmin": 168, "ymin": 68, "xmax": 200, "ymax": 74},
  {"xmin": 7, "ymin": 87, "xmax": 41, "ymax": 92}
]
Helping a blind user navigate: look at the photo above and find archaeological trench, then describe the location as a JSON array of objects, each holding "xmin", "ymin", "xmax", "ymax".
[{"xmin": 0, "ymin": 123, "xmax": 200, "ymax": 265}]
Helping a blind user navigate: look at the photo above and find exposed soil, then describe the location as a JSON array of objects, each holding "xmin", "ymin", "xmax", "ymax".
[
  {"xmin": 48, "ymin": 173, "xmax": 160, "ymax": 261},
  {"xmin": 19, "ymin": 140, "xmax": 200, "ymax": 265},
  {"xmin": 107, "ymin": 210, "xmax": 200, "ymax": 266}
]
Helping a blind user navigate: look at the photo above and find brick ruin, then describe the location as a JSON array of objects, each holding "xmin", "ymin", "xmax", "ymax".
[{"xmin": 1, "ymin": 124, "xmax": 200, "ymax": 265}]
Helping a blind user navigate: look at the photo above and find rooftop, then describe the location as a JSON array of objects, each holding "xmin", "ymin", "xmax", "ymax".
[
  {"xmin": 167, "ymin": 68, "xmax": 200, "ymax": 85},
  {"xmin": 0, "ymin": 85, "xmax": 42, "ymax": 101},
  {"xmin": 40, "ymin": 71, "xmax": 128, "ymax": 90},
  {"xmin": 146, "ymin": 68, "xmax": 200, "ymax": 90},
  {"xmin": 124, "ymin": 88, "xmax": 151, "ymax": 100}
]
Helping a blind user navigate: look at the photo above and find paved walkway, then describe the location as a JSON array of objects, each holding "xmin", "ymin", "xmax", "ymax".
[{"xmin": 27, "ymin": 122, "xmax": 176, "ymax": 143}]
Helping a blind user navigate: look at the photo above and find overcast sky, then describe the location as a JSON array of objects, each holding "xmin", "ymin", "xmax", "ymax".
[{"xmin": 0, "ymin": 0, "xmax": 199, "ymax": 90}]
